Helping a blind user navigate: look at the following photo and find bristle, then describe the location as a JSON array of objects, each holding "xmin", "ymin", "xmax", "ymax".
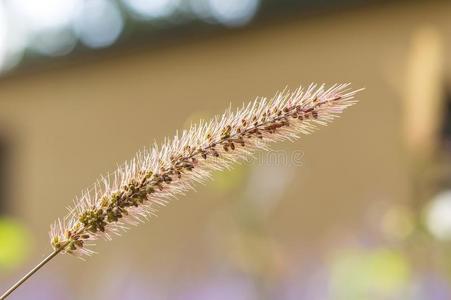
[{"xmin": 50, "ymin": 83, "xmax": 362, "ymax": 256}]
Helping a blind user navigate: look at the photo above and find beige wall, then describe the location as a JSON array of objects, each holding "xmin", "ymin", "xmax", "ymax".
[{"xmin": 0, "ymin": 0, "xmax": 450, "ymax": 295}]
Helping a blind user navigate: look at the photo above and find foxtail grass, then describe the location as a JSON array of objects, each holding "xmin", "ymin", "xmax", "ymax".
[{"xmin": 1, "ymin": 83, "xmax": 362, "ymax": 299}]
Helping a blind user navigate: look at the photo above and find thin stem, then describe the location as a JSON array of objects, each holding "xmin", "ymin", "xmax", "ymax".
[{"xmin": 0, "ymin": 247, "xmax": 64, "ymax": 300}]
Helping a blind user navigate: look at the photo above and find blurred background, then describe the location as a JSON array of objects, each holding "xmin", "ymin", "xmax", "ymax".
[{"xmin": 0, "ymin": 0, "xmax": 451, "ymax": 299}]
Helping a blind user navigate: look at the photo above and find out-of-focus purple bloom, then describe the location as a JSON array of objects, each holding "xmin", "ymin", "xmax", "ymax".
[{"xmin": 173, "ymin": 274, "xmax": 257, "ymax": 300}]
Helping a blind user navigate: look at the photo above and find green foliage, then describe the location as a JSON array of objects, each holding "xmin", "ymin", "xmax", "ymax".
[
  {"xmin": 0, "ymin": 218, "xmax": 30, "ymax": 270},
  {"xmin": 330, "ymin": 247, "xmax": 410, "ymax": 299}
]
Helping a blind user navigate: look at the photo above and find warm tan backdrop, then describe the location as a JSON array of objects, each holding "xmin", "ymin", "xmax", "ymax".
[{"xmin": 1, "ymin": 1, "xmax": 450, "ymax": 299}]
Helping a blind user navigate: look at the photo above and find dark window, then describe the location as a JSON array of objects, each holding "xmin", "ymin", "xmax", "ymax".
[
  {"xmin": 439, "ymin": 85, "xmax": 451, "ymax": 190},
  {"xmin": 442, "ymin": 87, "xmax": 451, "ymax": 149}
]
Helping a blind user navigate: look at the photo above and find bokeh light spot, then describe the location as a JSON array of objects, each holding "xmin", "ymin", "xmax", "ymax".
[
  {"xmin": 0, "ymin": 3, "xmax": 8, "ymax": 70},
  {"xmin": 0, "ymin": 218, "xmax": 30, "ymax": 270},
  {"xmin": 425, "ymin": 190, "xmax": 451, "ymax": 240},
  {"xmin": 381, "ymin": 205, "xmax": 414, "ymax": 241},
  {"xmin": 0, "ymin": 2, "xmax": 26, "ymax": 73},
  {"xmin": 6, "ymin": 0, "xmax": 78, "ymax": 32},
  {"xmin": 31, "ymin": 29, "xmax": 77, "ymax": 57},
  {"xmin": 208, "ymin": 0, "xmax": 259, "ymax": 27},
  {"xmin": 73, "ymin": 0, "xmax": 124, "ymax": 49},
  {"xmin": 123, "ymin": 0, "xmax": 178, "ymax": 20}
]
